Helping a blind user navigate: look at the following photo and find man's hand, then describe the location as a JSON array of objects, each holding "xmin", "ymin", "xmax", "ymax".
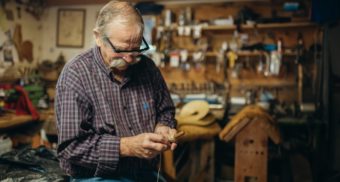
[
  {"xmin": 154, "ymin": 124, "xmax": 177, "ymax": 151},
  {"xmin": 120, "ymin": 133, "xmax": 168, "ymax": 159}
]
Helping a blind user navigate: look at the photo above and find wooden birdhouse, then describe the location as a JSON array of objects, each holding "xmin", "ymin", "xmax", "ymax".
[{"xmin": 219, "ymin": 105, "xmax": 281, "ymax": 182}]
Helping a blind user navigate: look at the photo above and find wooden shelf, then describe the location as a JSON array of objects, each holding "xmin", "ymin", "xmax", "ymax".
[
  {"xmin": 205, "ymin": 51, "xmax": 297, "ymax": 57},
  {"xmin": 205, "ymin": 52, "xmax": 218, "ymax": 57},
  {"xmin": 47, "ymin": 0, "xmax": 251, "ymax": 6},
  {"xmin": 47, "ymin": 0, "xmax": 107, "ymax": 6},
  {"xmin": 202, "ymin": 25, "xmax": 236, "ymax": 31},
  {"xmin": 201, "ymin": 22, "xmax": 317, "ymax": 31},
  {"xmin": 242, "ymin": 22, "xmax": 318, "ymax": 29},
  {"xmin": 229, "ymin": 77, "xmax": 296, "ymax": 88},
  {"xmin": 157, "ymin": 22, "xmax": 317, "ymax": 33},
  {"xmin": 47, "ymin": 0, "xmax": 154, "ymax": 6}
]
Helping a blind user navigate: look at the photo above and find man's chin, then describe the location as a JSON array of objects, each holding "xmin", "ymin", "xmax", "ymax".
[
  {"xmin": 116, "ymin": 67, "xmax": 128, "ymax": 71},
  {"xmin": 110, "ymin": 65, "xmax": 128, "ymax": 71}
]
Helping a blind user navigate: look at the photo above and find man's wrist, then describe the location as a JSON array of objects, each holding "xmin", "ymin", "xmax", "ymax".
[
  {"xmin": 156, "ymin": 122, "xmax": 171, "ymax": 128},
  {"xmin": 120, "ymin": 137, "xmax": 131, "ymax": 157}
]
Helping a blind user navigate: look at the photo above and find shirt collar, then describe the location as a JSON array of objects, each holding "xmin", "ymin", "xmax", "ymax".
[{"xmin": 93, "ymin": 45, "xmax": 112, "ymax": 76}]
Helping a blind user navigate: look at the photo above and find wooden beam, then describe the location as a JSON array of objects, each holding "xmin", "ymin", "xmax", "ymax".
[
  {"xmin": 46, "ymin": 0, "xmax": 155, "ymax": 6},
  {"xmin": 46, "ymin": 0, "xmax": 109, "ymax": 6},
  {"xmin": 46, "ymin": 0, "xmax": 269, "ymax": 6}
]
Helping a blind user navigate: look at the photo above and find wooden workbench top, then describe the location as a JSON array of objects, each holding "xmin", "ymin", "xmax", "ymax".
[{"xmin": 0, "ymin": 114, "xmax": 35, "ymax": 129}]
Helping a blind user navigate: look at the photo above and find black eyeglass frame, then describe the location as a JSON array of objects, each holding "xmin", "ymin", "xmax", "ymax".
[{"xmin": 104, "ymin": 37, "xmax": 150, "ymax": 54}]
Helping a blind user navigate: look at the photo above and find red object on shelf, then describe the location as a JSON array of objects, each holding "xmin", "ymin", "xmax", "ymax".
[{"xmin": 1, "ymin": 84, "xmax": 39, "ymax": 120}]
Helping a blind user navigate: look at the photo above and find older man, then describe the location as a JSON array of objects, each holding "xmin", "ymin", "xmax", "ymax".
[{"xmin": 55, "ymin": 1, "xmax": 177, "ymax": 181}]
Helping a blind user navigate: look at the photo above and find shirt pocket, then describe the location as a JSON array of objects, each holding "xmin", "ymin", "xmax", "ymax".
[{"xmin": 138, "ymin": 98, "xmax": 156, "ymax": 132}]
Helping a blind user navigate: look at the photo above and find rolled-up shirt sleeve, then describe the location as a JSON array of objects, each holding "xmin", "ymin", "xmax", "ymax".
[{"xmin": 55, "ymin": 67, "xmax": 120, "ymax": 175}]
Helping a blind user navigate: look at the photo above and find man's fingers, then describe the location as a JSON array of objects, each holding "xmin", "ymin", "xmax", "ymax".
[
  {"xmin": 169, "ymin": 129, "xmax": 177, "ymax": 136},
  {"xmin": 170, "ymin": 142, "xmax": 177, "ymax": 151},
  {"xmin": 143, "ymin": 133, "xmax": 168, "ymax": 151},
  {"xmin": 143, "ymin": 141, "xmax": 168, "ymax": 151},
  {"xmin": 147, "ymin": 133, "xmax": 167, "ymax": 143}
]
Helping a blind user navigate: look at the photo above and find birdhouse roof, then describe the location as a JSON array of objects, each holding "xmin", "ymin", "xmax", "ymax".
[{"xmin": 219, "ymin": 105, "xmax": 281, "ymax": 144}]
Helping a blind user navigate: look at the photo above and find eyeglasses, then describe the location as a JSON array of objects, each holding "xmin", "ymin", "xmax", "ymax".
[{"xmin": 104, "ymin": 37, "xmax": 150, "ymax": 55}]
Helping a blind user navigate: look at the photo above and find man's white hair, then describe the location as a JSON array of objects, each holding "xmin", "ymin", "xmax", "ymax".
[{"xmin": 94, "ymin": 0, "xmax": 144, "ymax": 40}]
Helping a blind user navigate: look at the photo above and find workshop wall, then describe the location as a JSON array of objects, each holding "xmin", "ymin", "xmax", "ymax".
[
  {"xmin": 0, "ymin": 2, "xmax": 42, "ymax": 65},
  {"xmin": 40, "ymin": 4, "xmax": 104, "ymax": 62},
  {"xmin": 0, "ymin": 2, "xmax": 106, "ymax": 66}
]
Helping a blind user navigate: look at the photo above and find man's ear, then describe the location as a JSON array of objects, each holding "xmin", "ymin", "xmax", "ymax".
[{"xmin": 93, "ymin": 30, "xmax": 102, "ymax": 46}]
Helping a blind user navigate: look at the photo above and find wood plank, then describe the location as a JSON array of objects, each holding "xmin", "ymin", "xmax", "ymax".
[
  {"xmin": 46, "ymin": 0, "xmax": 108, "ymax": 6},
  {"xmin": 235, "ymin": 119, "xmax": 268, "ymax": 182},
  {"xmin": 242, "ymin": 22, "xmax": 318, "ymax": 29},
  {"xmin": 47, "ymin": 0, "xmax": 252, "ymax": 6},
  {"xmin": 0, "ymin": 114, "xmax": 34, "ymax": 129},
  {"xmin": 205, "ymin": 51, "xmax": 297, "ymax": 57},
  {"xmin": 298, "ymin": 64, "xmax": 303, "ymax": 103},
  {"xmin": 203, "ymin": 25, "xmax": 236, "ymax": 31},
  {"xmin": 199, "ymin": 22, "xmax": 318, "ymax": 31},
  {"xmin": 220, "ymin": 117, "xmax": 251, "ymax": 142},
  {"xmin": 162, "ymin": 150, "xmax": 177, "ymax": 180},
  {"xmin": 229, "ymin": 75, "xmax": 296, "ymax": 88}
]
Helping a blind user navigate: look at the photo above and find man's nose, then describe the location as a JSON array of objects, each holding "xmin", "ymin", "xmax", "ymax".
[{"xmin": 123, "ymin": 54, "xmax": 134, "ymax": 63}]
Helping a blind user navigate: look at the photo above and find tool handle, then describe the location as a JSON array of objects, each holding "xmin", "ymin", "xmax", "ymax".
[{"xmin": 168, "ymin": 131, "xmax": 185, "ymax": 142}]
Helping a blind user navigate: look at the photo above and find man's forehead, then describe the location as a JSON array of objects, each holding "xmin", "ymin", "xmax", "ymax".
[
  {"xmin": 110, "ymin": 36, "xmax": 142, "ymax": 49},
  {"xmin": 108, "ymin": 24, "xmax": 141, "ymax": 41},
  {"xmin": 114, "ymin": 34, "xmax": 141, "ymax": 42},
  {"xmin": 109, "ymin": 35, "xmax": 142, "ymax": 50}
]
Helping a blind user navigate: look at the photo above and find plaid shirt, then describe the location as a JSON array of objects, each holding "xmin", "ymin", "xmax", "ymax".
[{"xmin": 55, "ymin": 46, "xmax": 176, "ymax": 177}]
